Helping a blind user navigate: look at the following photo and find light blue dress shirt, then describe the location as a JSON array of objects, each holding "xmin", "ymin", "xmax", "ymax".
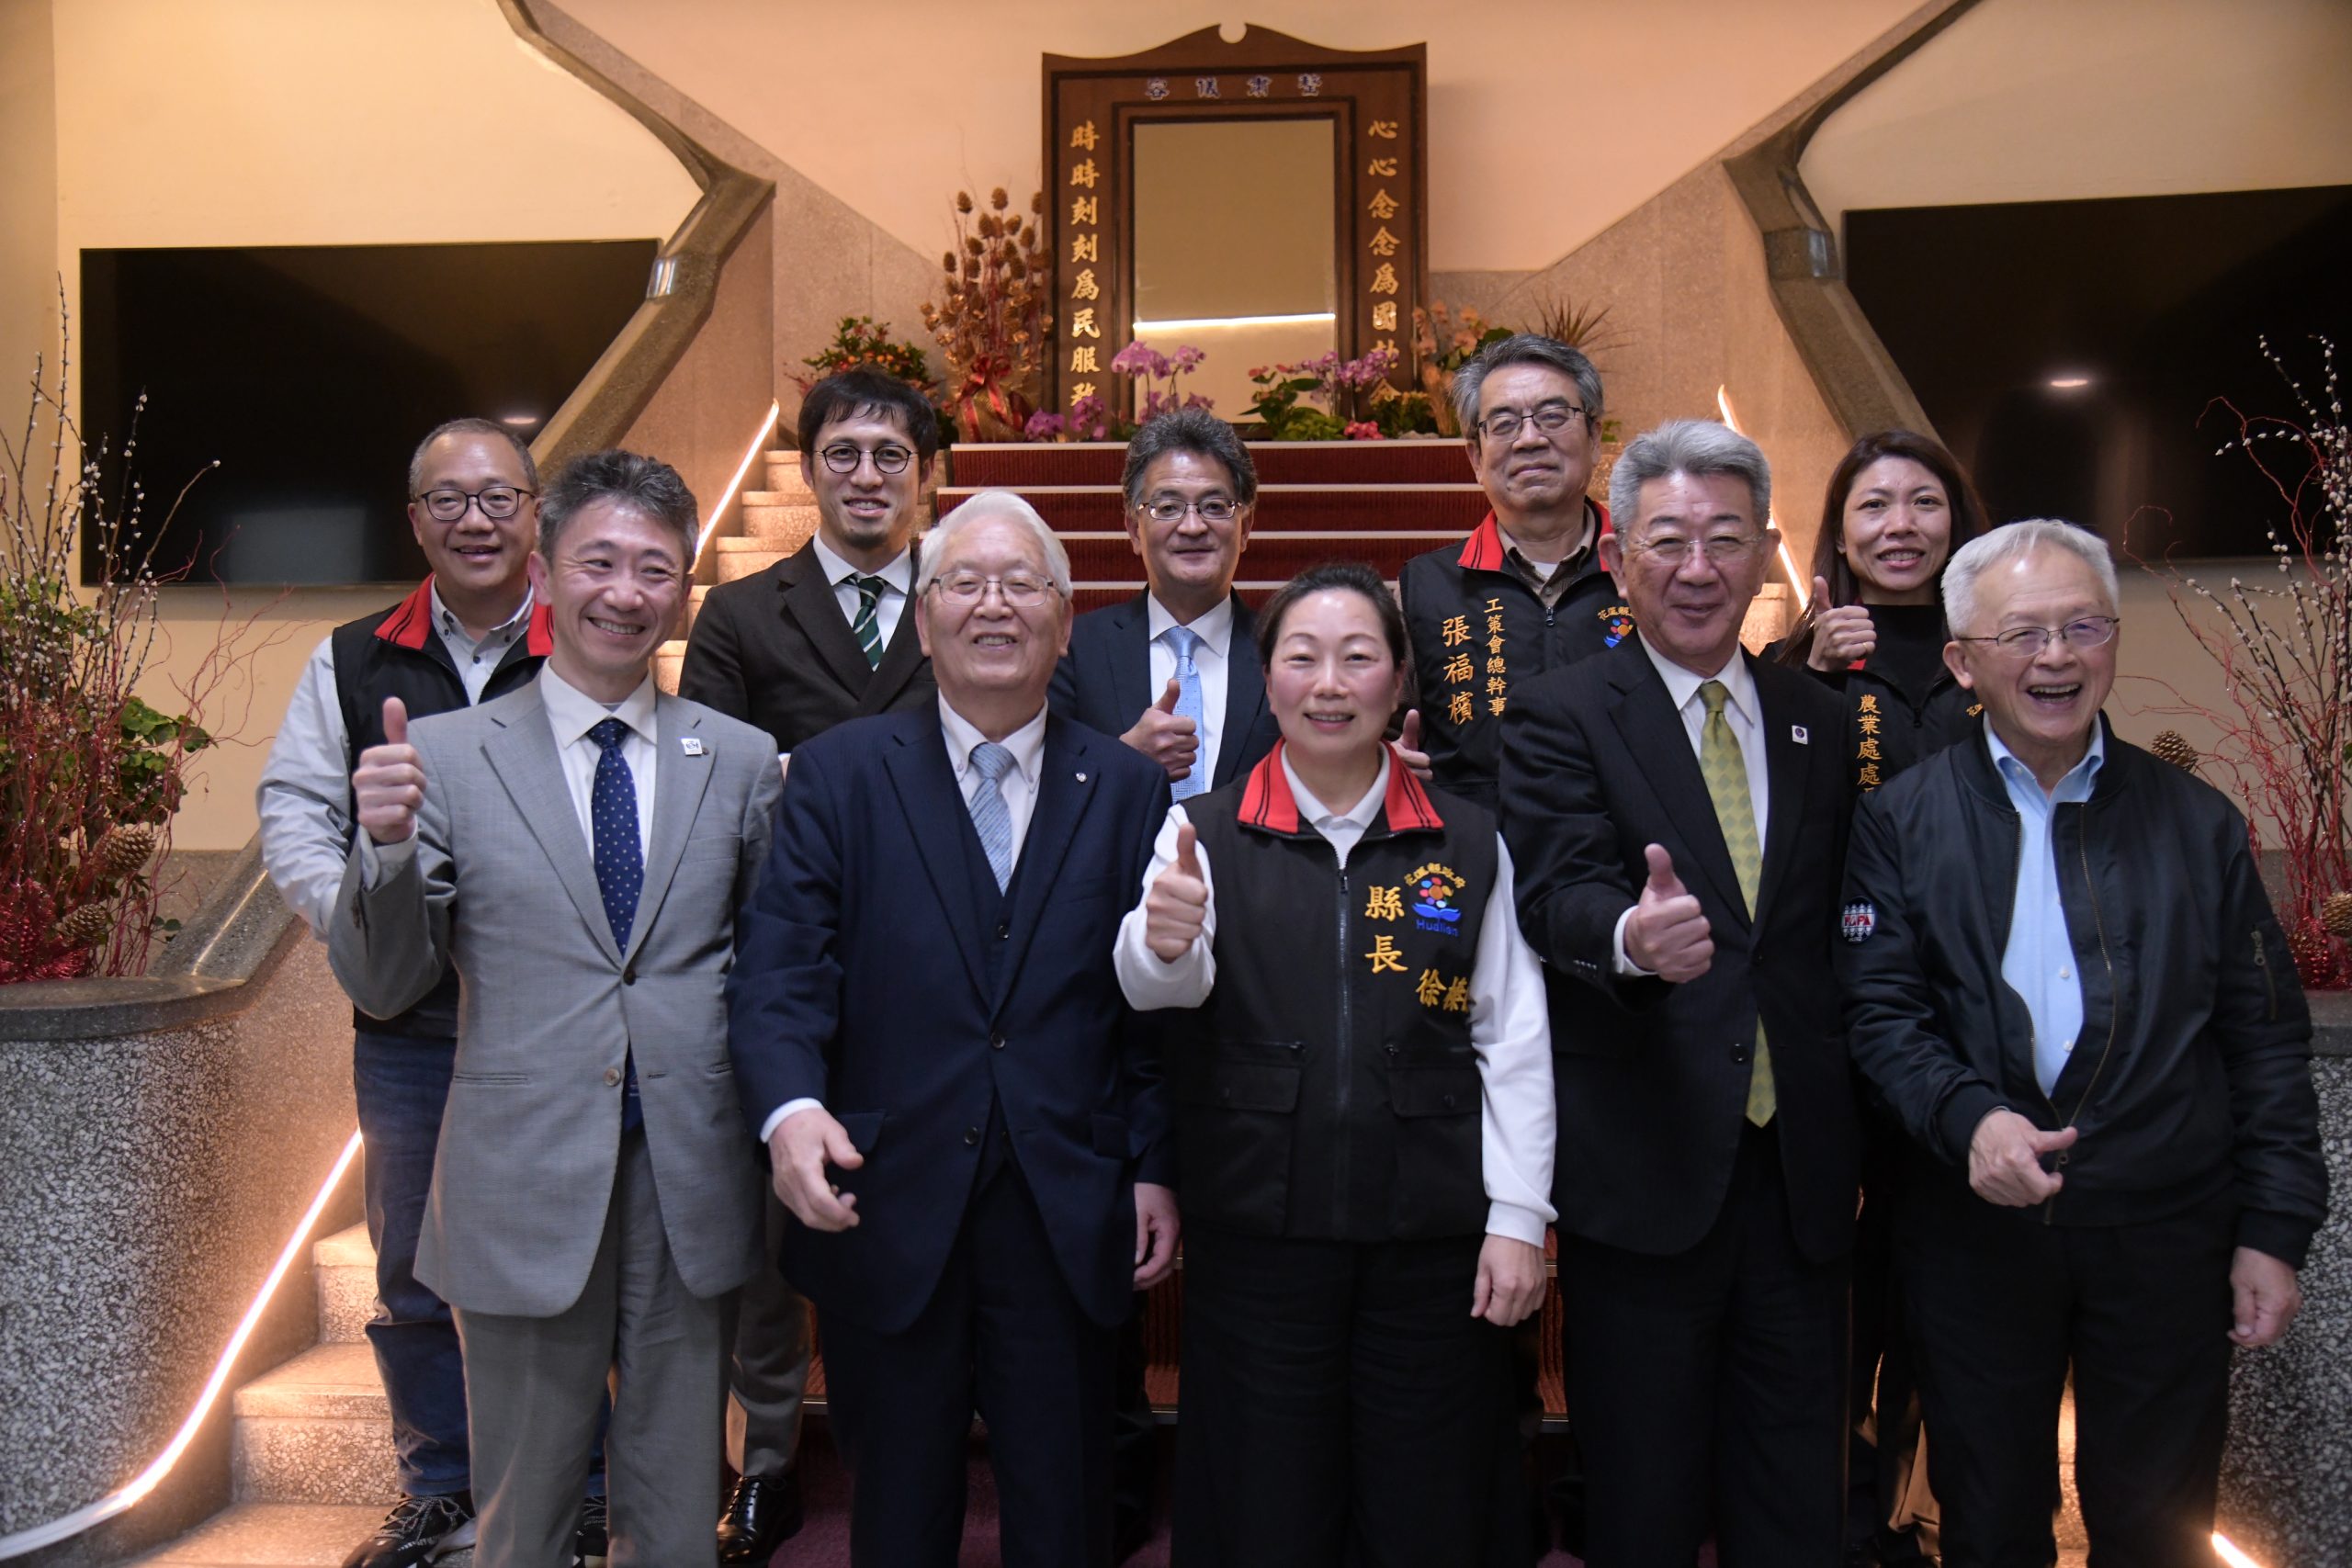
[{"xmin": 1986, "ymin": 723, "xmax": 2106, "ymax": 1096}]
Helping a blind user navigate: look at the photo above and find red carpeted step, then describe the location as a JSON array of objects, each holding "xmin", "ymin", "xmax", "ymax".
[
  {"xmin": 939, "ymin": 484, "xmax": 1486, "ymax": 534},
  {"xmin": 947, "ymin": 439, "xmax": 1473, "ymax": 488}
]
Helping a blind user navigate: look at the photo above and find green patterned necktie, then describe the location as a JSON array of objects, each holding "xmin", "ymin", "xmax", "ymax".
[
  {"xmin": 848, "ymin": 574, "xmax": 887, "ymax": 669},
  {"xmin": 1699, "ymin": 680, "xmax": 1776, "ymax": 1126}
]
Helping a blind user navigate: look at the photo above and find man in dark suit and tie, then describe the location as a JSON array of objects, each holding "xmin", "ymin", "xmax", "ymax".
[
  {"xmin": 1498, "ymin": 420, "xmax": 1858, "ymax": 1567},
  {"xmin": 729, "ymin": 491, "xmax": 1181, "ymax": 1567},
  {"xmin": 333, "ymin": 451, "xmax": 784, "ymax": 1567},
  {"xmin": 679, "ymin": 366, "xmax": 941, "ymax": 1558}
]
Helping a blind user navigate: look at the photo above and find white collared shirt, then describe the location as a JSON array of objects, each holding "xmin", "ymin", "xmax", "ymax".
[
  {"xmin": 538, "ymin": 665, "xmax": 659, "ymax": 861},
  {"xmin": 810, "ymin": 534, "xmax": 914, "ymax": 649},
  {"xmin": 1985, "ymin": 722, "xmax": 2106, "ymax": 1096},
  {"xmin": 1146, "ymin": 593, "xmax": 1235, "ymax": 786},
  {"xmin": 431, "ymin": 582, "xmax": 537, "ymax": 704},
  {"xmin": 1113, "ymin": 749, "xmax": 1560, "ymax": 1244},
  {"xmin": 1613, "ymin": 639, "xmax": 1772, "ymax": 976}
]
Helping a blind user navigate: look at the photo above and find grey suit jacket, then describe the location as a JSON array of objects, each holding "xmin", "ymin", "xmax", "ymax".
[{"xmin": 330, "ymin": 681, "xmax": 784, "ymax": 1317}]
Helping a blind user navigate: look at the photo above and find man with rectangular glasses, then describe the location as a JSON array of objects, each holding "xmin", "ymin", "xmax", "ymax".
[
  {"xmin": 680, "ymin": 366, "xmax": 946, "ymax": 1560},
  {"xmin": 1839, "ymin": 519, "xmax": 2327, "ymax": 1566},
  {"xmin": 1400, "ymin": 333, "xmax": 1629, "ymax": 813}
]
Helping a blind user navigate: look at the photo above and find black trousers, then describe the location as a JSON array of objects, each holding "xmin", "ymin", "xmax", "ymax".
[
  {"xmin": 820, "ymin": 1158, "xmax": 1115, "ymax": 1568},
  {"xmin": 1171, "ymin": 1225, "xmax": 1510, "ymax": 1568},
  {"xmin": 1565, "ymin": 1122, "xmax": 1849, "ymax": 1568},
  {"xmin": 1850, "ymin": 1118, "xmax": 1932, "ymax": 1554},
  {"xmin": 1900, "ymin": 1180, "xmax": 2236, "ymax": 1568}
]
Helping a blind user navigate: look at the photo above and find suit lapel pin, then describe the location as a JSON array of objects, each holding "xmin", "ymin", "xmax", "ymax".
[
  {"xmin": 1791, "ymin": 726, "xmax": 1809, "ymax": 745},
  {"xmin": 681, "ymin": 737, "xmax": 706, "ymax": 756},
  {"xmin": 1075, "ymin": 772, "xmax": 1088, "ymax": 783}
]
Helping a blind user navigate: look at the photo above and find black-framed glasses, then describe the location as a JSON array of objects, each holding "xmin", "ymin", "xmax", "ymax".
[
  {"xmin": 1954, "ymin": 616, "xmax": 2120, "ymax": 658},
  {"xmin": 1139, "ymin": 495, "xmax": 1240, "ymax": 525},
  {"xmin": 1475, "ymin": 401, "xmax": 1591, "ymax": 443},
  {"xmin": 415, "ymin": 485, "xmax": 534, "ymax": 522},
  {"xmin": 929, "ymin": 570, "xmax": 1060, "ymax": 608},
  {"xmin": 820, "ymin": 442, "xmax": 915, "ymax": 476}
]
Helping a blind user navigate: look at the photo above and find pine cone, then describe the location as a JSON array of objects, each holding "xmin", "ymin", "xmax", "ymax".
[
  {"xmin": 52, "ymin": 903, "xmax": 114, "ymax": 949},
  {"xmin": 2324, "ymin": 891, "xmax": 2352, "ymax": 941},
  {"xmin": 2149, "ymin": 730, "xmax": 2200, "ymax": 771},
  {"xmin": 95, "ymin": 822, "xmax": 161, "ymax": 881}
]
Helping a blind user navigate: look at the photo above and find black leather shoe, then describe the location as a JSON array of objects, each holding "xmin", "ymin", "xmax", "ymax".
[
  {"xmin": 338, "ymin": 1493, "xmax": 477, "ymax": 1568},
  {"xmin": 716, "ymin": 1472, "xmax": 804, "ymax": 1563},
  {"xmin": 575, "ymin": 1493, "xmax": 609, "ymax": 1567}
]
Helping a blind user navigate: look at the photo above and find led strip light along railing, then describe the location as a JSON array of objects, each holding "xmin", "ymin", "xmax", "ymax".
[
  {"xmin": 1713, "ymin": 386, "xmax": 1810, "ymax": 614},
  {"xmin": 0, "ymin": 1132, "xmax": 365, "ymax": 1560},
  {"xmin": 693, "ymin": 400, "xmax": 785, "ymax": 573}
]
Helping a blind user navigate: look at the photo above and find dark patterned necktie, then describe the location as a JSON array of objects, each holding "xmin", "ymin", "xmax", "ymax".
[
  {"xmin": 849, "ymin": 574, "xmax": 888, "ymax": 669},
  {"xmin": 590, "ymin": 717, "xmax": 643, "ymax": 1132}
]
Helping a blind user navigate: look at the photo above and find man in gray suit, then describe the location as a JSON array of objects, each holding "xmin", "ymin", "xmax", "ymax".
[{"xmin": 332, "ymin": 449, "xmax": 784, "ymax": 1568}]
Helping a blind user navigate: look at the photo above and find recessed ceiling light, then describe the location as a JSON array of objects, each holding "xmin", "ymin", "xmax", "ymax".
[{"xmin": 2047, "ymin": 376, "xmax": 2091, "ymax": 390}]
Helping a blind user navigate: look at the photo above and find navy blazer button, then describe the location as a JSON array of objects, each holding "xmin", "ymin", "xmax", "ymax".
[
  {"xmin": 991, "ymin": 1033, "xmax": 1006, "ymax": 1051},
  {"xmin": 996, "ymin": 922, "xmax": 1011, "ymax": 940},
  {"xmin": 622, "ymin": 966, "xmax": 637, "ymax": 985},
  {"xmin": 964, "ymin": 1126, "xmax": 982, "ymax": 1146},
  {"xmin": 1442, "ymin": 1093, "xmax": 1457, "ymax": 1111},
  {"xmin": 603, "ymin": 1067, "xmax": 622, "ymax": 1087},
  {"xmin": 1729, "ymin": 1045, "xmax": 1749, "ymax": 1065}
]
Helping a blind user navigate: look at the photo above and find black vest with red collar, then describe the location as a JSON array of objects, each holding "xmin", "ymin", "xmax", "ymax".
[
  {"xmin": 329, "ymin": 579, "xmax": 551, "ymax": 1037},
  {"xmin": 1397, "ymin": 504, "xmax": 1625, "ymax": 810},
  {"xmin": 1176, "ymin": 743, "xmax": 1498, "ymax": 1243}
]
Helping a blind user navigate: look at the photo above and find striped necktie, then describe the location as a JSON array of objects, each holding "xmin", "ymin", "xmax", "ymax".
[
  {"xmin": 848, "ymin": 574, "xmax": 888, "ymax": 669},
  {"xmin": 967, "ymin": 741, "xmax": 1016, "ymax": 891},
  {"xmin": 1698, "ymin": 680, "xmax": 1775, "ymax": 1126},
  {"xmin": 1165, "ymin": 624, "xmax": 1207, "ymax": 800}
]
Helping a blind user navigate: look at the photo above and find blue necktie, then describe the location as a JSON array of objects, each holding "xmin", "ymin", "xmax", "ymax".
[
  {"xmin": 590, "ymin": 717, "xmax": 644, "ymax": 1131},
  {"xmin": 968, "ymin": 741, "xmax": 1016, "ymax": 892},
  {"xmin": 1165, "ymin": 624, "xmax": 1207, "ymax": 800}
]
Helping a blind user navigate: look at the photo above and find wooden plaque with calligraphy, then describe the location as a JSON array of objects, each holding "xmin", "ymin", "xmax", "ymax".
[{"xmin": 1043, "ymin": 27, "xmax": 1428, "ymax": 416}]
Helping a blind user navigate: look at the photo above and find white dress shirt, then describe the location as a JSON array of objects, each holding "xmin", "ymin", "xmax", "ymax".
[
  {"xmin": 762, "ymin": 696, "xmax": 1051, "ymax": 1145},
  {"xmin": 256, "ymin": 584, "xmax": 534, "ymax": 936},
  {"xmin": 1613, "ymin": 639, "xmax": 1771, "ymax": 976},
  {"xmin": 1114, "ymin": 749, "xmax": 1559, "ymax": 1244},
  {"xmin": 361, "ymin": 665, "xmax": 656, "ymax": 885},
  {"xmin": 810, "ymin": 533, "xmax": 914, "ymax": 649},
  {"xmin": 1986, "ymin": 722, "xmax": 2105, "ymax": 1095},
  {"xmin": 1146, "ymin": 593, "xmax": 1234, "ymax": 786}
]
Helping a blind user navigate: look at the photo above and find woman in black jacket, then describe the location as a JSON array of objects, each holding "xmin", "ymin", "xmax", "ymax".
[
  {"xmin": 1770, "ymin": 429, "xmax": 1989, "ymax": 1564},
  {"xmin": 1772, "ymin": 429, "xmax": 1991, "ymax": 792}
]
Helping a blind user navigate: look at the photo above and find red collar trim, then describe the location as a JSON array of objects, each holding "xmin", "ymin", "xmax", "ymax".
[
  {"xmin": 374, "ymin": 577, "xmax": 552, "ymax": 658},
  {"xmin": 1455, "ymin": 501, "xmax": 1613, "ymax": 572},
  {"xmin": 1237, "ymin": 741, "xmax": 1446, "ymax": 837}
]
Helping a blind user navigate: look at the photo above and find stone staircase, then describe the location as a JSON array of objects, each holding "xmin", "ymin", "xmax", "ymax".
[{"xmin": 123, "ymin": 1224, "xmax": 477, "ymax": 1567}]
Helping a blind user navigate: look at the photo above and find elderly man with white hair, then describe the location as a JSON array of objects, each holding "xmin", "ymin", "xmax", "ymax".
[
  {"xmin": 727, "ymin": 490, "xmax": 1179, "ymax": 1567},
  {"xmin": 1839, "ymin": 518, "xmax": 2328, "ymax": 1568}
]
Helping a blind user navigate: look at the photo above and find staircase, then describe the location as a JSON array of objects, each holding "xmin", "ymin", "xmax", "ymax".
[
  {"xmin": 124, "ymin": 1224, "xmax": 475, "ymax": 1567},
  {"xmin": 654, "ymin": 439, "xmax": 1489, "ymax": 694}
]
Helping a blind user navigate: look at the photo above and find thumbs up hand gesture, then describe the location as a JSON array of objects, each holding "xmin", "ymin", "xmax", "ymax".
[
  {"xmin": 1144, "ymin": 820, "xmax": 1210, "ymax": 962},
  {"xmin": 353, "ymin": 696, "xmax": 427, "ymax": 845},
  {"xmin": 1624, "ymin": 843, "xmax": 1713, "ymax": 983},
  {"xmin": 1804, "ymin": 578, "xmax": 1878, "ymax": 671},
  {"xmin": 1122, "ymin": 676, "xmax": 1201, "ymax": 783}
]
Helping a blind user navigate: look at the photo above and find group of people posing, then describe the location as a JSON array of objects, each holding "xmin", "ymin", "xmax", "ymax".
[{"xmin": 257, "ymin": 333, "xmax": 2328, "ymax": 1568}]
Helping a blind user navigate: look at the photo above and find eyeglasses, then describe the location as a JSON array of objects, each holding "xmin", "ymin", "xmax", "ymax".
[
  {"xmin": 1954, "ymin": 616, "xmax": 2120, "ymax": 658},
  {"xmin": 1625, "ymin": 534, "xmax": 1764, "ymax": 568},
  {"xmin": 928, "ymin": 570, "xmax": 1060, "ymax": 608},
  {"xmin": 820, "ymin": 443, "xmax": 915, "ymax": 476},
  {"xmin": 1139, "ymin": 495, "xmax": 1240, "ymax": 524},
  {"xmin": 1475, "ymin": 402, "xmax": 1592, "ymax": 444},
  {"xmin": 415, "ymin": 485, "xmax": 534, "ymax": 522}
]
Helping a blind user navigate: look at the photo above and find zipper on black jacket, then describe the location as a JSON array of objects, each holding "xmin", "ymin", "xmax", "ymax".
[
  {"xmin": 2253, "ymin": 930, "xmax": 2279, "ymax": 1022},
  {"xmin": 1334, "ymin": 862, "xmax": 1353, "ymax": 1236},
  {"xmin": 2043, "ymin": 818, "xmax": 2120, "ymax": 1224}
]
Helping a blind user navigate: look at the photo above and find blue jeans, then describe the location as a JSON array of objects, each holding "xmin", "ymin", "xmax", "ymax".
[{"xmin": 355, "ymin": 1031, "xmax": 607, "ymax": 1498}]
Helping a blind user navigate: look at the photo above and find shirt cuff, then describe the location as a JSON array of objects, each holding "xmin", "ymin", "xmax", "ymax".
[
  {"xmin": 758, "ymin": 1097, "xmax": 823, "ymax": 1145},
  {"xmin": 1486, "ymin": 1201, "xmax": 1550, "ymax": 1247},
  {"xmin": 1611, "ymin": 905, "xmax": 1654, "ymax": 977}
]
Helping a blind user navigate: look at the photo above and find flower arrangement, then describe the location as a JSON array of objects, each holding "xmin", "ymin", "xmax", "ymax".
[
  {"xmin": 1111, "ymin": 339, "xmax": 1213, "ymax": 421},
  {"xmin": 921, "ymin": 188, "xmax": 1052, "ymax": 443},
  {"xmin": 2, "ymin": 304, "xmax": 258, "ymax": 982},
  {"xmin": 1413, "ymin": 300, "xmax": 1511, "ymax": 436},
  {"xmin": 2139, "ymin": 336, "xmax": 2349, "ymax": 987},
  {"xmin": 1245, "ymin": 345, "xmax": 1408, "ymax": 441},
  {"xmin": 1023, "ymin": 395, "xmax": 1114, "ymax": 444},
  {"xmin": 793, "ymin": 315, "xmax": 934, "ymax": 398}
]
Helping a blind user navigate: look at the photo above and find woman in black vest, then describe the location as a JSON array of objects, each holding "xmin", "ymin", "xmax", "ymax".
[
  {"xmin": 1769, "ymin": 428, "xmax": 1989, "ymax": 1565},
  {"xmin": 1116, "ymin": 561, "xmax": 1555, "ymax": 1568}
]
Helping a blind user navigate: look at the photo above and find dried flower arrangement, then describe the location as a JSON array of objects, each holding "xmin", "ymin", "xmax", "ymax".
[
  {"xmin": 1413, "ymin": 300, "xmax": 1511, "ymax": 436},
  {"xmin": 2, "ymin": 303, "xmax": 264, "ymax": 981},
  {"xmin": 921, "ymin": 188, "xmax": 1052, "ymax": 443},
  {"xmin": 793, "ymin": 315, "xmax": 935, "ymax": 398},
  {"xmin": 2139, "ymin": 336, "xmax": 2349, "ymax": 987}
]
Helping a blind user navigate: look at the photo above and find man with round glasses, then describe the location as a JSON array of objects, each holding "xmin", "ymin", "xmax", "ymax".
[
  {"xmin": 260, "ymin": 417, "xmax": 620, "ymax": 1568},
  {"xmin": 681, "ymin": 365, "xmax": 944, "ymax": 1561},
  {"xmin": 1840, "ymin": 519, "xmax": 2326, "ymax": 1566},
  {"xmin": 1400, "ymin": 333, "xmax": 1628, "ymax": 812}
]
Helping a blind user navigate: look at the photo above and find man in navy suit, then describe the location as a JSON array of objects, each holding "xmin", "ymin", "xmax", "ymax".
[{"xmin": 729, "ymin": 490, "xmax": 1181, "ymax": 1567}]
